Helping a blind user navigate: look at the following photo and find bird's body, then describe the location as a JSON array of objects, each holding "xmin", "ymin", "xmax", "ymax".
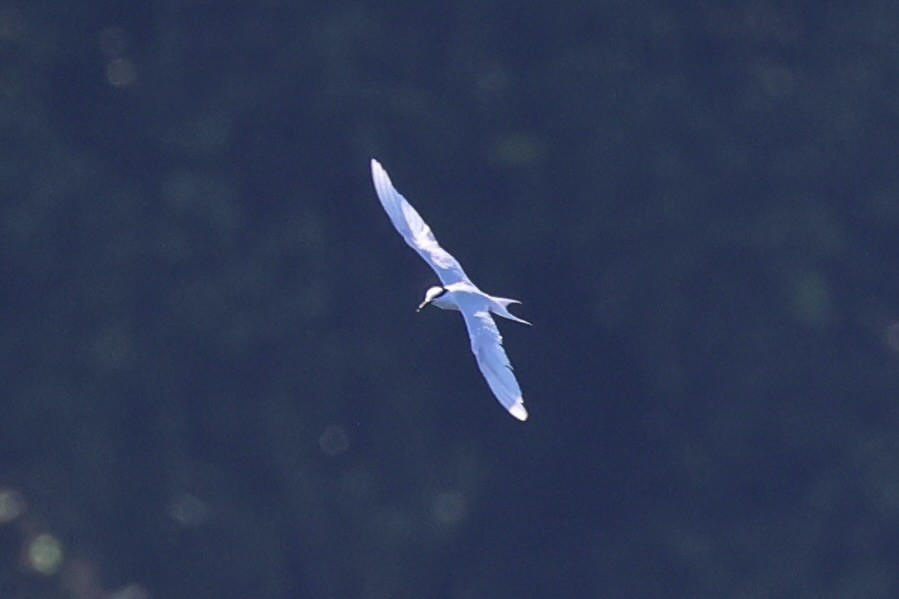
[
  {"xmin": 370, "ymin": 159, "xmax": 530, "ymax": 421},
  {"xmin": 419, "ymin": 282, "xmax": 530, "ymax": 326}
]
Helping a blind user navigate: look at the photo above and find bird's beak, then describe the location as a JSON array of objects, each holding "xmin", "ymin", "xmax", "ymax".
[{"xmin": 416, "ymin": 299, "xmax": 430, "ymax": 313}]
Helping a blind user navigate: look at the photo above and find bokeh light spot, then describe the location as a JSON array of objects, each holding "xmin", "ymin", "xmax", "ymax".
[
  {"xmin": 884, "ymin": 322, "xmax": 899, "ymax": 354},
  {"xmin": 108, "ymin": 584, "xmax": 152, "ymax": 599},
  {"xmin": 0, "ymin": 488, "xmax": 27, "ymax": 523},
  {"xmin": 319, "ymin": 425, "xmax": 350, "ymax": 456},
  {"xmin": 168, "ymin": 492, "xmax": 209, "ymax": 528},
  {"xmin": 28, "ymin": 533, "xmax": 64, "ymax": 575},
  {"xmin": 788, "ymin": 271, "xmax": 833, "ymax": 327},
  {"xmin": 431, "ymin": 491, "xmax": 467, "ymax": 527},
  {"xmin": 106, "ymin": 57, "xmax": 138, "ymax": 88},
  {"xmin": 488, "ymin": 131, "xmax": 544, "ymax": 167}
]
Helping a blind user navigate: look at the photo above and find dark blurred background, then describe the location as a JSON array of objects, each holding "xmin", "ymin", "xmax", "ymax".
[{"xmin": 2, "ymin": 1, "xmax": 899, "ymax": 597}]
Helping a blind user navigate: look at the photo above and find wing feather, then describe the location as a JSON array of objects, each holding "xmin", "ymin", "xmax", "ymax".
[
  {"xmin": 371, "ymin": 159, "xmax": 471, "ymax": 286},
  {"xmin": 459, "ymin": 302, "xmax": 528, "ymax": 421}
]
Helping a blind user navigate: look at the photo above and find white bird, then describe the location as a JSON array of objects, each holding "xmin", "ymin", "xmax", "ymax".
[{"xmin": 370, "ymin": 158, "xmax": 530, "ymax": 421}]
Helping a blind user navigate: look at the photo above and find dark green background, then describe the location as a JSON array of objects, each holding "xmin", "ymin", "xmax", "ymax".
[{"xmin": 2, "ymin": 1, "xmax": 899, "ymax": 597}]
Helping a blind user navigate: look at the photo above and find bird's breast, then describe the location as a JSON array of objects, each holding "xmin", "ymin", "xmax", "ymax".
[{"xmin": 432, "ymin": 295, "xmax": 462, "ymax": 311}]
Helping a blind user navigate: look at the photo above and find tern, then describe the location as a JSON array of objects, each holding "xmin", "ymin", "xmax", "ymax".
[{"xmin": 370, "ymin": 159, "xmax": 530, "ymax": 421}]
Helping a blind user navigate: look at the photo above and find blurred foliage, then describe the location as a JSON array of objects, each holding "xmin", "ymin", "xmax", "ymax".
[{"xmin": 2, "ymin": 1, "xmax": 899, "ymax": 598}]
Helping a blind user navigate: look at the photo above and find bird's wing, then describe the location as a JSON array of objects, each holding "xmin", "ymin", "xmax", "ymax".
[
  {"xmin": 371, "ymin": 159, "xmax": 471, "ymax": 286},
  {"xmin": 458, "ymin": 299, "xmax": 528, "ymax": 421}
]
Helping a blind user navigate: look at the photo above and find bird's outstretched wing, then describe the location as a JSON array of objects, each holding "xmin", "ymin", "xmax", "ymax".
[
  {"xmin": 371, "ymin": 159, "xmax": 471, "ymax": 286},
  {"xmin": 458, "ymin": 300, "xmax": 528, "ymax": 421}
]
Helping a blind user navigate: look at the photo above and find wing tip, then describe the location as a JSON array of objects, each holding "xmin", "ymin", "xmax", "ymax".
[
  {"xmin": 509, "ymin": 400, "xmax": 528, "ymax": 422},
  {"xmin": 371, "ymin": 158, "xmax": 393, "ymax": 193}
]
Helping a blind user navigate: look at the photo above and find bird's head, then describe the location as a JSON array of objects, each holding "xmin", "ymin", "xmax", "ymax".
[{"xmin": 417, "ymin": 286, "xmax": 447, "ymax": 312}]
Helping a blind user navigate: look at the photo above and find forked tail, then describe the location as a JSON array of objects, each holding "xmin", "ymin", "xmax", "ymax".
[{"xmin": 491, "ymin": 297, "xmax": 531, "ymax": 325}]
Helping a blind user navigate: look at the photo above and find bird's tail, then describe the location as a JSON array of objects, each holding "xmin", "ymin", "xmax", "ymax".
[
  {"xmin": 495, "ymin": 297, "xmax": 521, "ymax": 307},
  {"xmin": 491, "ymin": 297, "xmax": 531, "ymax": 325}
]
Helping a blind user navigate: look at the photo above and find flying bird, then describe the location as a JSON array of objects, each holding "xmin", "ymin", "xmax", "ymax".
[{"xmin": 370, "ymin": 159, "xmax": 530, "ymax": 421}]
